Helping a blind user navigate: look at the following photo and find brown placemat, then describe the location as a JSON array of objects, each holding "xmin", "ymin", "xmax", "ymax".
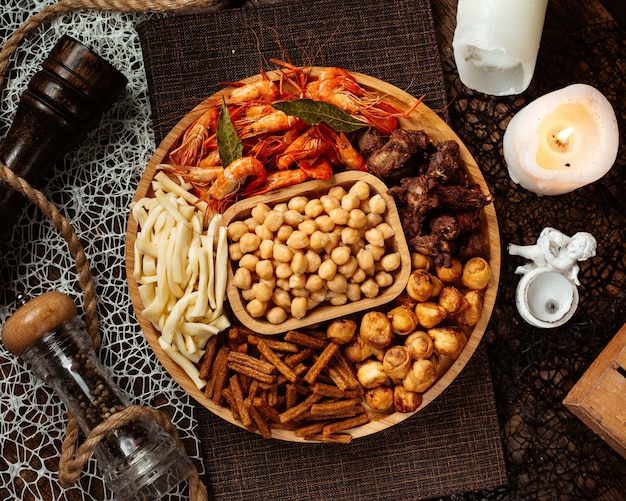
[{"xmin": 135, "ymin": 1, "xmax": 507, "ymax": 499}]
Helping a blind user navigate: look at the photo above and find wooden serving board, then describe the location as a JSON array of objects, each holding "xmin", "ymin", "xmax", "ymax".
[{"xmin": 125, "ymin": 69, "xmax": 501, "ymax": 441}]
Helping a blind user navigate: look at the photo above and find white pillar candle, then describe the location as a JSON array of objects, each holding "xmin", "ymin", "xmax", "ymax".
[
  {"xmin": 453, "ymin": 0, "xmax": 548, "ymax": 96},
  {"xmin": 503, "ymin": 84, "xmax": 619, "ymax": 196}
]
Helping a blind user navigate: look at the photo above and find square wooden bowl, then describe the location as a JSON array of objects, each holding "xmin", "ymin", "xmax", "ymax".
[{"xmin": 222, "ymin": 171, "xmax": 412, "ymax": 335}]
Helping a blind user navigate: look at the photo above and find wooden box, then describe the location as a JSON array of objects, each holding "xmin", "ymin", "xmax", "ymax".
[{"xmin": 564, "ymin": 323, "xmax": 626, "ymax": 458}]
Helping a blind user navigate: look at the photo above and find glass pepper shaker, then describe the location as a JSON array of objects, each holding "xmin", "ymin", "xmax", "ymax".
[{"xmin": 1, "ymin": 291, "xmax": 196, "ymax": 500}]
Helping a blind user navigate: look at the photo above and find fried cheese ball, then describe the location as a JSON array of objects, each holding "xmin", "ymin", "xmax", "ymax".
[
  {"xmin": 414, "ymin": 301, "xmax": 447, "ymax": 329},
  {"xmin": 387, "ymin": 304, "xmax": 419, "ymax": 336},
  {"xmin": 406, "ymin": 269, "xmax": 435, "ymax": 302},
  {"xmin": 435, "ymin": 257, "xmax": 462, "ymax": 283},
  {"xmin": 394, "ymin": 385, "xmax": 423, "ymax": 413},
  {"xmin": 365, "ymin": 386, "xmax": 395, "ymax": 413},
  {"xmin": 359, "ymin": 311, "xmax": 393, "ymax": 349},
  {"xmin": 382, "ymin": 345, "xmax": 412, "ymax": 380},
  {"xmin": 428, "ymin": 326, "xmax": 468, "ymax": 360},
  {"xmin": 402, "ymin": 358, "xmax": 438, "ymax": 393},
  {"xmin": 404, "ymin": 330, "xmax": 434, "ymax": 360},
  {"xmin": 461, "ymin": 257, "xmax": 491, "ymax": 290}
]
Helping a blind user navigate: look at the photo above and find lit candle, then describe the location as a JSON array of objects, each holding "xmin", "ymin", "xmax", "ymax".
[
  {"xmin": 503, "ymin": 84, "xmax": 619, "ymax": 196},
  {"xmin": 453, "ymin": 0, "xmax": 548, "ymax": 96}
]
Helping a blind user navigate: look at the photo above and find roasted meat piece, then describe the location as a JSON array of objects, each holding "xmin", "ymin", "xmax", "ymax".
[
  {"xmin": 366, "ymin": 129, "xmax": 430, "ymax": 181},
  {"xmin": 429, "ymin": 210, "xmax": 482, "ymax": 240},
  {"xmin": 409, "ymin": 234, "xmax": 452, "ymax": 267},
  {"xmin": 425, "ymin": 140, "xmax": 469, "ymax": 186},
  {"xmin": 357, "ymin": 128, "xmax": 386, "ymax": 158},
  {"xmin": 431, "ymin": 184, "xmax": 494, "ymax": 211}
]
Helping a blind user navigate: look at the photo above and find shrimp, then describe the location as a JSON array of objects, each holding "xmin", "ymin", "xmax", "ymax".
[
  {"xmin": 223, "ymin": 70, "xmax": 280, "ymax": 104},
  {"xmin": 276, "ymin": 126, "xmax": 332, "ymax": 170},
  {"xmin": 159, "ymin": 149, "xmax": 222, "ymax": 184},
  {"xmin": 244, "ymin": 157, "xmax": 333, "ymax": 197},
  {"xmin": 207, "ymin": 156, "xmax": 266, "ymax": 201},
  {"xmin": 239, "ymin": 110, "xmax": 301, "ymax": 139},
  {"xmin": 168, "ymin": 107, "xmax": 219, "ymax": 166},
  {"xmin": 332, "ymin": 130, "xmax": 366, "ymax": 171}
]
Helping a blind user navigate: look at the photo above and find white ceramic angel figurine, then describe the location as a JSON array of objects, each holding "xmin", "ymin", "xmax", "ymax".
[{"xmin": 508, "ymin": 227, "xmax": 597, "ymax": 285}]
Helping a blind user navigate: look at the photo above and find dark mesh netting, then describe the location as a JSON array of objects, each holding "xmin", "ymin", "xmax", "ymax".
[{"xmin": 431, "ymin": 6, "xmax": 626, "ymax": 501}]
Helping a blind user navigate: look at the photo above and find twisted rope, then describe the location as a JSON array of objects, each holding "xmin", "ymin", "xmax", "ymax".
[
  {"xmin": 1, "ymin": 2, "xmax": 220, "ymax": 500},
  {"xmin": 0, "ymin": 162, "xmax": 101, "ymax": 348}
]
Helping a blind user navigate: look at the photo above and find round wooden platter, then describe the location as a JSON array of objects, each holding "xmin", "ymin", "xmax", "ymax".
[{"xmin": 125, "ymin": 68, "xmax": 501, "ymax": 441}]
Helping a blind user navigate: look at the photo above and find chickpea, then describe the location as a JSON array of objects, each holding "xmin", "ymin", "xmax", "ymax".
[
  {"xmin": 291, "ymin": 296, "xmax": 308, "ymax": 319},
  {"xmin": 309, "ymin": 230, "xmax": 330, "ymax": 250},
  {"xmin": 241, "ymin": 288, "xmax": 256, "ymax": 301},
  {"xmin": 258, "ymin": 239, "xmax": 274, "ymax": 260},
  {"xmin": 368, "ymin": 194, "xmax": 387, "ymax": 214},
  {"xmin": 291, "ymin": 251, "xmax": 307, "ymax": 275},
  {"xmin": 305, "ymin": 274, "xmax": 325, "ymax": 292},
  {"xmin": 247, "ymin": 299, "xmax": 267, "ymax": 318},
  {"xmin": 361, "ymin": 278, "xmax": 380, "ymax": 298},
  {"xmin": 359, "ymin": 198, "xmax": 371, "ymax": 214},
  {"xmin": 227, "ymin": 220, "xmax": 250, "ymax": 242},
  {"xmin": 232, "ymin": 267, "xmax": 252, "ymax": 289},
  {"xmin": 380, "ymin": 252, "xmax": 401, "ymax": 272},
  {"xmin": 263, "ymin": 209, "xmax": 284, "ymax": 232},
  {"xmin": 329, "ymin": 207, "xmax": 350, "ymax": 226},
  {"xmin": 327, "ymin": 292, "xmax": 348, "ymax": 306},
  {"xmin": 288, "ymin": 273, "xmax": 307, "ymax": 290},
  {"xmin": 304, "ymin": 199, "xmax": 324, "ymax": 218},
  {"xmin": 288, "ymin": 196, "xmax": 308, "ymax": 212},
  {"xmin": 251, "ymin": 203, "xmax": 271, "ymax": 224},
  {"xmin": 272, "ymin": 289, "xmax": 292, "ymax": 309},
  {"xmin": 346, "ymin": 283, "xmax": 362, "ymax": 302},
  {"xmin": 266, "ymin": 306, "xmax": 287, "ymax": 325},
  {"xmin": 366, "ymin": 244, "xmax": 386, "ymax": 261},
  {"xmin": 351, "ymin": 267, "xmax": 367, "ymax": 284},
  {"xmin": 276, "ymin": 278, "xmax": 290, "ymax": 291},
  {"xmin": 341, "ymin": 226, "xmax": 361, "ymax": 245},
  {"xmin": 255, "ymin": 259, "xmax": 274, "ymax": 280},
  {"xmin": 349, "ymin": 180, "xmax": 370, "ymax": 200},
  {"xmin": 283, "ymin": 209, "xmax": 304, "ymax": 227},
  {"xmin": 356, "ymin": 248, "xmax": 375, "ymax": 274},
  {"xmin": 273, "ymin": 202, "xmax": 288, "ymax": 213},
  {"xmin": 318, "ymin": 259, "xmax": 338, "ymax": 281},
  {"xmin": 328, "ymin": 185, "xmax": 347, "ymax": 201},
  {"xmin": 275, "ymin": 262, "xmax": 293, "ymax": 279},
  {"xmin": 239, "ymin": 253, "xmax": 259, "ymax": 271},
  {"xmin": 244, "ymin": 216, "xmax": 260, "ymax": 232},
  {"xmin": 228, "ymin": 242, "xmax": 243, "ymax": 261},
  {"xmin": 276, "ymin": 224, "xmax": 294, "ymax": 242},
  {"xmin": 327, "ymin": 273, "xmax": 348, "ymax": 293},
  {"xmin": 254, "ymin": 223, "xmax": 274, "ymax": 241},
  {"xmin": 286, "ymin": 230, "xmax": 310, "ymax": 250},
  {"xmin": 310, "ymin": 287, "xmax": 328, "ymax": 303},
  {"xmin": 364, "ymin": 227, "xmax": 385, "ymax": 247},
  {"xmin": 298, "ymin": 219, "xmax": 319, "ymax": 236},
  {"xmin": 341, "ymin": 193, "xmax": 360, "ymax": 211},
  {"xmin": 338, "ymin": 256, "xmax": 358, "ymax": 277},
  {"xmin": 239, "ymin": 232, "xmax": 261, "ymax": 254},
  {"xmin": 375, "ymin": 271, "xmax": 394, "ymax": 288},
  {"xmin": 291, "ymin": 287, "xmax": 310, "ymax": 298},
  {"xmin": 273, "ymin": 243, "xmax": 294, "ymax": 263},
  {"xmin": 252, "ymin": 282, "xmax": 273, "ymax": 303},
  {"xmin": 377, "ymin": 222, "xmax": 395, "ymax": 239},
  {"xmin": 307, "ymin": 297, "xmax": 320, "ymax": 310},
  {"xmin": 348, "ymin": 209, "xmax": 368, "ymax": 229},
  {"xmin": 315, "ymin": 214, "xmax": 335, "ymax": 233},
  {"xmin": 366, "ymin": 212, "xmax": 384, "ymax": 228},
  {"xmin": 323, "ymin": 231, "xmax": 341, "ymax": 255},
  {"xmin": 320, "ymin": 194, "xmax": 340, "ymax": 213},
  {"xmin": 331, "ymin": 245, "xmax": 351, "ymax": 266},
  {"xmin": 305, "ymin": 250, "xmax": 322, "ymax": 273},
  {"xmin": 259, "ymin": 276, "xmax": 276, "ymax": 290}
]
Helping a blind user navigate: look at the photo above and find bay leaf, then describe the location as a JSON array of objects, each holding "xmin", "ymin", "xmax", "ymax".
[
  {"xmin": 273, "ymin": 99, "xmax": 366, "ymax": 132},
  {"xmin": 217, "ymin": 97, "xmax": 242, "ymax": 167}
]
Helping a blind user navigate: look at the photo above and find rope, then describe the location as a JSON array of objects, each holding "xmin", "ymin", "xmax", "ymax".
[
  {"xmin": 1, "ymin": 2, "xmax": 221, "ymax": 500},
  {"xmin": 0, "ymin": 162, "xmax": 101, "ymax": 348}
]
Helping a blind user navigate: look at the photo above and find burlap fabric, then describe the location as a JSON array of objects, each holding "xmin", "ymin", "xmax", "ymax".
[{"xmin": 136, "ymin": 0, "xmax": 507, "ymax": 499}]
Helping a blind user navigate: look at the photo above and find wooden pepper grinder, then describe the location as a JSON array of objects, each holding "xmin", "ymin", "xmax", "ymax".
[
  {"xmin": 0, "ymin": 35, "xmax": 127, "ymax": 243},
  {"xmin": 2, "ymin": 291, "xmax": 197, "ymax": 500}
]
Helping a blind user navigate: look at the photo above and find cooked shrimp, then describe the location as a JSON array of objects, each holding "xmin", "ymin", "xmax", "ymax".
[
  {"xmin": 239, "ymin": 110, "xmax": 301, "ymax": 139},
  {"xmin": 169, "ymin": 107, "xmax": 219, "ymax": 166},
  {"xmin": 276, "ymin": 126, "xmax": 331, "ymax": 170},
  {"xmin": 332, "ymin": 130, "xmax": 366, "ymax": 171},
  {"xmin": 224, "ymin": 71, "xmax": 280, "ymax": 104},
  {"xmin": 207, "ymin": 156, "xmax": 266, "ymax": 200},
  {"xmin": 245, "ymin": 157, "xmax": 333, "ymax": 197}
]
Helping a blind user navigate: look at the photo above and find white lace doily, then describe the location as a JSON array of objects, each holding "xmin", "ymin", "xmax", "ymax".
[{"xmin": 0, "ymin": 2, "xmax": 209, "ymax": 500}]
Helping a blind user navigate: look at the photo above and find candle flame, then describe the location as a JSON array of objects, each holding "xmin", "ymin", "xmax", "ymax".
[{"xmin": 556, "ymin": 127, "xmax": 573, "ymax": 145}]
